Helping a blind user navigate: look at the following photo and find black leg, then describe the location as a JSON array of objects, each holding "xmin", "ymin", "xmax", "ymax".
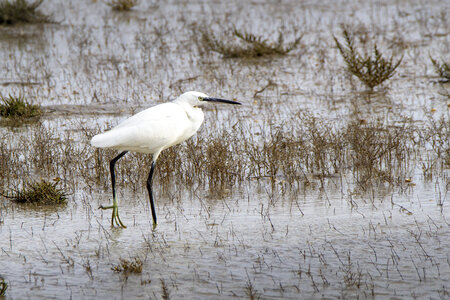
[
  {"xmin": 110, "ymin": 151, "xmax": 128, "ymax": 201},
  {"xmin": 100, "ymin": 151, "xmax": 128, "ymax": 228},
  {"xmin": 146, "ymin": 161, "xmax": 157, "ymax": 225}
]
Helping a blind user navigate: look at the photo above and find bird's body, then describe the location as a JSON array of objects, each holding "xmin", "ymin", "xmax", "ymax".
[
  {"xmin": 92, "ymin": 101, "xmax": 204, "ymax": 157},
  {"xmin": 91, "ymin": 91, "xmax": 241, "ymax": 228}
]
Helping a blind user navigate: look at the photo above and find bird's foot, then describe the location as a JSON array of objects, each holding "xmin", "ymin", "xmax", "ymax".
[
  {"xmin": 99, "ymin": 203, "xmax": 127, "ymax": 228},
  {"xmin": 99, "ymin": 204, "xmax": 113, "ymax": 209}
]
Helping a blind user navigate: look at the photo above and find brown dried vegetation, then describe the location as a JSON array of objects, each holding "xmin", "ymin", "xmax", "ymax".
[
  {"xmin": 430, "ymin": 56, "xmax": 450, "ymax": 82},
  {"xmin": 334, "ymin": 29, "xmax": 403, "ymax": 90},
  {"xmin": 112, "ymin": 257, "xmax": 143, "ymax": 274},
  {"xmin": 201, "ymin": 28, "xmax": 302, "ymax": 58},
  {"xmin": 0, "ymin": 111, "xmax": 445, "ymax": 202}
]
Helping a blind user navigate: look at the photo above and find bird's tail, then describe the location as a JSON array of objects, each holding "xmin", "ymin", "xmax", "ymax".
[{"xmin": 91, "ymin": 132, "xmax": 114, "ymax": 148}]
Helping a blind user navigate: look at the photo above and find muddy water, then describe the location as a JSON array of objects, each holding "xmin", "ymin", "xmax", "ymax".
[{"xmin": 0, "ymin": 0, "xmax": 449, "ymax": 299}]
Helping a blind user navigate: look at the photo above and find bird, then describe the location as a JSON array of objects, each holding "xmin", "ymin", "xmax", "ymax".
[{"xmin": 91, "ymin": 91, "xmax": 241, "ymax": 228}]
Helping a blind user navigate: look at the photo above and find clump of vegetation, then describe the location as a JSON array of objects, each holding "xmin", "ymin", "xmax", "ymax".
[
  {"xmin": 0, "ymin": 278, "xmax": 7, "ymax": 296},
  {"xmin": 430, "ymin": 56, "xmax": 450, "ymax": 82},
  {"xmin": 345, "ymin": 119, "xmax": 414, "ymax": 188},
  {"xmin": 112, "ymin": 257, "xmax": 143, "ymax": 274},
  {"xmin": 0, "ymin": 0, "xmax": 51, "ymax": 25},
  {"xmin": 1, "ymin": 180, "xmax": 67, "ymax": 205},
  {"xmin": 105, "ymin": 0, "xmax": 139, "ymax": 11},
  {"xmin": 0, "ymin": 94, "xmax": 41, "ymax": 121},
  {"xmin": 201, "ymin": 28, "xmax": 302, "ymax": 58},
  {"xmin": 423, "ymin": 115, "xmax": 450, "ymax": 169},
  {"xmin": 334, "ymin": 29, "xmax": 403, "ymax": 90}
]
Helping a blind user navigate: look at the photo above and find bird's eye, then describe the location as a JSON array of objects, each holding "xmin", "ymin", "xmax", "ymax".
[{"xmin": 198, "ymin": 96, "xmax": 203, "ymax": 101}]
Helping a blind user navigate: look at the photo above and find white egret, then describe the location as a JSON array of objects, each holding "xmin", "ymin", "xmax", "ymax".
[{"xmin": 91, "ymin": 91, "xmax": 241, "ymax": 228}]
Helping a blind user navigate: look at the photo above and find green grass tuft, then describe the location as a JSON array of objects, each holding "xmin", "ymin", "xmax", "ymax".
[
  {"xmin": 2, "ymin": 180, "xmax": 67, "ymax": 205},
  {"xmin": 0, "ymin": 0, "xmax": 51, "ymax": 25},
  {"xmin": 334, "ymin": 29, "xmax": 403, "ymax": 90},
  {"xmin": 0, "ymin": 94, "xmax": 41, "ymax": 120}
]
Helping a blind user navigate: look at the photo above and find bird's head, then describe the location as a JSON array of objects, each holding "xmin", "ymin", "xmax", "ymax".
[{"xmin": 176, "ymin": 91, "xmax": 241, "ymax": 108}]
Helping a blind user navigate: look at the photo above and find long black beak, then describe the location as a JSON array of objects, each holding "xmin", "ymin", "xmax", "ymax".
[{"xmin": 203, "ymin": 97, "xmax": 241, "ymax": 105}]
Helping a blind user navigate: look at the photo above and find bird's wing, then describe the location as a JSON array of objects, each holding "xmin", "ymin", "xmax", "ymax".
[
  {"xmin": 92, "ymin": 103, "xmax": 190, "ymax": 153},
  {"xmin": 113, "ymin": 103, "xmax": 179, "ymax": 129}
]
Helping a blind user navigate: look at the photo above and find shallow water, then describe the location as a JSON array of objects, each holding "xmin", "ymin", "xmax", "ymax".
[
  {"xmin": 0, "ymin": 0, "xmax": 449, "ymax": 299},
  {"xmin": 1, "ymin": 180, "xmax": 448, "ymax": 299}
]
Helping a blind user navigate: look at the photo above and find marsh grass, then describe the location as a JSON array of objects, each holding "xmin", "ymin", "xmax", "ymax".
[
  {"xmin": 160, "ymin": 279, "xmax": 170, "ymax": 300},
  {"xmin": 204, "ymin": 130, "xmax": 241, "ymax": 191},
  {"xmin": 112, "ymin": 257, "xmax": 143, "ymax": 274},
  {"xmin": 105, "ymin": 0, "xmax": 139, "ymax": 11},
  {"xmin": 430, "ymin": 56, "xmax": 450, "ymax": 82},
  {"xmin": 242, "ymin": 114, "xmax": 345, "ymax": 189},
  {"xmin": 345, "ymin": 119, "xmax": 416, "ymax": 188},
  {"xmin": 245, "ymin": 279, "xmax": 260, "ymax": 300},
  {"xmin": 0, "ymin": 112, "xmax": 445, "ymax": 202},
  {"xmin": 201, "ymin": 28, "xmax": 302, "ymax": 58},
  {"xmin": 423, "ymin": 114, "xmax": 450, "ymax": 169},
  {"xmin": 334, "ymin": 29, "xmax": 403, "ymax": 90},
  {"xmin": 0, "ymin": 278, "xmax": 6, "ymax": 296},
  {"xmin": 2, "ymin": 179, "xmax": 67, "ymax": 205},
  {"xmin": 0, "ymin": 94, "xmax": 41, "ymax": 123},
  {"xmin": 0, "ymin": 0, "xmax": 51, "ymax": 25}
]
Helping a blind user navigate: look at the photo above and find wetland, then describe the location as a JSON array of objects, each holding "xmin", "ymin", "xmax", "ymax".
[{"xmin": 0, "ymin": 0, "xmax": 449, "ymax": 299}]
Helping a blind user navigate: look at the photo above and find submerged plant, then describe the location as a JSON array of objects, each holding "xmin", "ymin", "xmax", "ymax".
[
  {"xmin": 201, "ymin": 28, "xmax": 302, "ymax": 58},
  {"xmin": 0, "ymin": 0, "xmax": 51, "ymax": 25},
  {"xmin": 334, "ymin": 29, "xmax": 403, "ymax": 90},
  {"xmin": 0, "ymin": 278, "xmax": 7, "ymax": 296},
  {"xmin": 105, "ymin": 0, "xmax": 139, "ymax": 11},
  {"xmin": 112, "ymin": 257, "xmax": 143, "ymax": 274},
  {"xmin": 2, "ymin": 180, "xmax": 67, "ymax": 205},
  {"xmin": 430, "ymin": 56, "xmax": 450, "ymax": 82},
  {"xmin": 0, "ymin": 94, "xmax": 41, "ymax": 121}
]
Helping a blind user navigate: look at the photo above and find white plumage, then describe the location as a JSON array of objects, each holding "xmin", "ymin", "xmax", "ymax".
[{"xmin": 92, "ymin": 99, "xmax": 204, "ymax": 158}]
